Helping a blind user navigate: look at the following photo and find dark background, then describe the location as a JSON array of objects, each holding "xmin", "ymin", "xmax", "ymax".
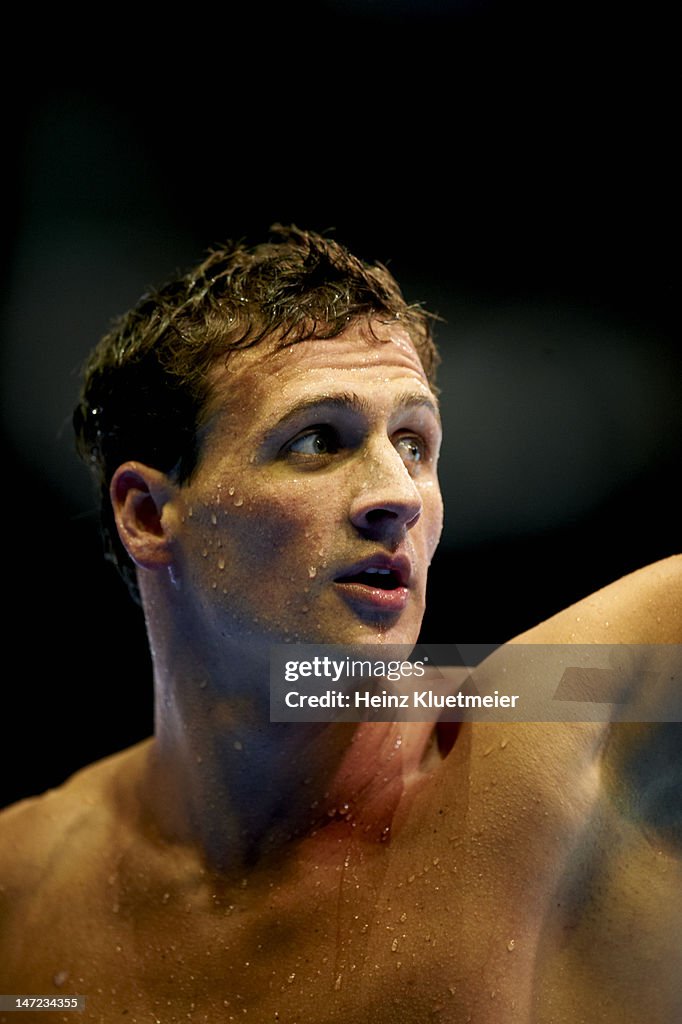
[{"xmin": 2, "ymin": 0, "xmax": 678, "ymax": 808}]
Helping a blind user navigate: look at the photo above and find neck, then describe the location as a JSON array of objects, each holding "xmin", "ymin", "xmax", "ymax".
[
  {"xmin": 142, "ymin": 649, "xmax": 439, "ymax": 871},
  {"xmin": 137, "ymin": 587, "xmax": 444, "ymax": 871}
]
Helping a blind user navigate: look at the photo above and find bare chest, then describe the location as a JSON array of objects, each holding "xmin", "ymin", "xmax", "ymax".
[
  {"xmin": 18, "ymin": 823, "xmax": 681, "ymax": 1024},
  {"xmin": 5, "ymin": 727, "xmax": 682, "ymax": 1023}
]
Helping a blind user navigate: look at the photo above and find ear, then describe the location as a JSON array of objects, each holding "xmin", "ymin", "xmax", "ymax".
[{"xmin": 110, "ymin": 462, "xmax": 181, "ymax": 571}]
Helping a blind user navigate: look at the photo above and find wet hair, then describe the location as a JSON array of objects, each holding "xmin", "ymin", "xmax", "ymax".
[{"xmin": 73, "ymin": 224, "xmax": 440, "ymax": 602}]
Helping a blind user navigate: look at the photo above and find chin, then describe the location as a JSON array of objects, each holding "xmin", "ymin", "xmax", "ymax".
[{"xmin": 317, "ymin": 619, "xmax": 422, "ymax": 650}]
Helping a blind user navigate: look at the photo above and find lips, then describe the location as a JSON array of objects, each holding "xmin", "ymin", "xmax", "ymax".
[
  {"xmin": 333, "ymin": 555, "xmax": 412, "ymax": 613},
  {"xmin": 335, "ymin": 554, "xmax": 411, "ymax": 588}
]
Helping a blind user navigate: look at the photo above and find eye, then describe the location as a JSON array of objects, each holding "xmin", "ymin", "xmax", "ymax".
[
  {"xmin": 395, "ymin": 434, "xmax": 425, "ymax": 466},
  {"xmin": 286, "ymin": 426, "xmax": 340, "ymax": 457}
]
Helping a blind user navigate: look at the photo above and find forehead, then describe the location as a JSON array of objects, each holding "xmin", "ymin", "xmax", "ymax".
[{"xmin": 204, "ymin": 320, "xmax": 435, "ymax": 427}]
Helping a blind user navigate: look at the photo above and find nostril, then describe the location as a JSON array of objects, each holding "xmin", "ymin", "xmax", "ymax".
[{"xmin": 365, "ymin": 508, "xmax": 399, "ymax": 524}]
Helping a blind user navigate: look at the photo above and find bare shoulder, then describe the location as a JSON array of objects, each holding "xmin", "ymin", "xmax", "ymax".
[
  {"xmin": 0, "ymin": 741, "xmax": 152, "ymax": 983},
  {"xmin": 0, "ymin": 740, "xmax": 151, "ymax": 894},
  {"xmin": 514, "ymin": 554, "xmax": 682, "ymax": 643}
]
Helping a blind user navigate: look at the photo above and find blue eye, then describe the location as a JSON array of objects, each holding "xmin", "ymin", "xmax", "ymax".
[
  {"xmin": 287, "ymin": 427, "xmax": 340, "ymax": 456},
  {"xmin": 396, "ymin": 435, "xmax": 424, "ymax": 465}
]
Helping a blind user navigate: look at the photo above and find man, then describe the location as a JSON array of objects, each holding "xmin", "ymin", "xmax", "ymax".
[{"xmin": 0, "ymin": 225, "xmax": 680, "ymax": 1023}]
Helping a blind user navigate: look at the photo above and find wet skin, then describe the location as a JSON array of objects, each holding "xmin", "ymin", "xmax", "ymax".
[
  {"xmin": 2, "ymin": 567, "xmax": 682, "ymax": 1024},
  {"xmin": 0, "ymin": 320, "xmax": 681, "ymax": 1022},
  {"xmin": 108, "ymin": 321, "xmax": 446, "ymax": 862},
  {"xmin": 165, "ymin": 319, "xmax": 444, "ymax": 661}
]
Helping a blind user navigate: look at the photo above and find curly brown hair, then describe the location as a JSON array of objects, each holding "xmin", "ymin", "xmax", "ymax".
[{"xmin": 73, "ymin": 224, "xmax": 440, "ymax": 602}]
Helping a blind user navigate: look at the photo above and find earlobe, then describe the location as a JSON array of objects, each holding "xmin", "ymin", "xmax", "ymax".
[{"xmin": 110, "ymin": 462, "xmax": 180, "ymax": 571}]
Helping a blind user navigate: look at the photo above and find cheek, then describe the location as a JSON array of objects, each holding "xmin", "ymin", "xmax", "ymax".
[
  {"xmin": 420, "ymin": 483, "xmax": 444, "ymax": 558},
  {"xmin": 193, "ymin": 484, "xmax": 334, "ymax": 579}
]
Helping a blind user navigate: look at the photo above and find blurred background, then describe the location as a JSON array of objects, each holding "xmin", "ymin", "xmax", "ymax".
[{"xmin": 2, "ymin": 0, "xmax": 678, "ymax": 807}]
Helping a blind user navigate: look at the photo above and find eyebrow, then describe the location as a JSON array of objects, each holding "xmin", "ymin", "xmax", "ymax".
[{"xmin": 265, "ymin": 390, "xmax": 441, "ymax": 437}]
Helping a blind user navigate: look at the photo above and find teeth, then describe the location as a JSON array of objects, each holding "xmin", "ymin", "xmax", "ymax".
[{"xmin": 365, "ymin": 567, "xmax": 391, "ymax": 575}]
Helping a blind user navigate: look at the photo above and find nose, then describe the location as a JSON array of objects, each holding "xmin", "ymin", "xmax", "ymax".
[{"xmin": 348, "ymin": 438, "xmax": 423, "ymax": 537}]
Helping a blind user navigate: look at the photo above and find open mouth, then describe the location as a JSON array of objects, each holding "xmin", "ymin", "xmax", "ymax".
[
  {"xmin": 332, "ymin": 556, "xmax": 411, "ymax": 614},
  {"xmin": 336, "ymin": 568, "xmax": 403, "ymax": 590}
]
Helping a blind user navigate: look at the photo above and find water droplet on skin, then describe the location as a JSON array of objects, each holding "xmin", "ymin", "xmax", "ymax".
[
  {"xmin": 234, "ymin": 740, "xmax": 243, "ymax": 751},
  {"xmin": 334, "ymin": 974, "xmax": 343, "ymax": 991},
  {"xmin": 301, "ymin": 605, "xmax": 309, "ymax": 613},
  {"xmin": 287, "ymin": 973, "xmax": 295, "ymax": 984},
  {"xmin": 500, "ymin": 738, "xmax": 508, "ymax": 749},
  {"xmin": 228, "ymin": 486, "xmax": 235, "ymax": 496},
  {"xmin": 53, "ymin": 970, "xmax": 68, "ymax": 987},
  {"xmin": 308, "ymin": 566, "xmax": 317, "ymax": 578},
  {"xmin": 399, "ymin": 912, "xmax": 407, "ymax": 922},
  {"xmin": 162, "ymin": 892, "xmax": 171, "ymax": 904},
  {"xmin": 211, "ymin": 512, "xmax": 217, "ymax": 525},
  {"xmin": 234, "ymin": 496, "xmax": 244, "ymax": 507},
  {"xmin": 507, "ymin": 938, "xmax": 516, "ymax": 951},
  {"xmin": 188, "ymin": 507, "xmax": 193, "ymax": 518},
  {"xmin": 391, "ymin": 938, "xmax": 399, "ymax": 952},
  {"xmin": 202, "ymin": 549, "xmax": 208, "ymax": 558},
  {"xmin": 218, "ymin": 558, "xmax": 226, "ymax": 571}
]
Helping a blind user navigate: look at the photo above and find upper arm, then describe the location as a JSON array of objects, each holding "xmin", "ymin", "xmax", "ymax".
[
  {"xmin": 511, "ymin": 556, "xmax": 682, "ymax": 848},
  {"xmin": 513, "ymin": 554, "xmax": 682, "ymax": 645}
]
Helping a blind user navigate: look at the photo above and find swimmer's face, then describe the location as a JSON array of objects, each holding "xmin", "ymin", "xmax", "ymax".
[{"xmin": 172, "ymin": 319, "xmax": 443, "ymax": 650}]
